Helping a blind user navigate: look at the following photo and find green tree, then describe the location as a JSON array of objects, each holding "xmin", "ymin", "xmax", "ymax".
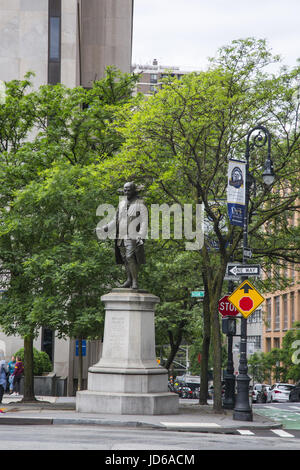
[
  {"xmin": 99, "ymin": 38, "xmax": 300, "ymax": 411},
  {"xmin": 0, "ymin": 68, "xmax": 139, "ymax": 398}
]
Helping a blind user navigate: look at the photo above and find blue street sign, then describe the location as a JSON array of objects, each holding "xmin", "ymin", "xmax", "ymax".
[{"xmin": 75, "ymin": 339, "xmax": 86, "ymax": 357}]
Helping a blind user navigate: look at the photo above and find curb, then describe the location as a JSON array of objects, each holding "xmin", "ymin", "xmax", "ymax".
[{"xmin": 0, "ymin": 415, "xmax": 282, "ymax": 432}]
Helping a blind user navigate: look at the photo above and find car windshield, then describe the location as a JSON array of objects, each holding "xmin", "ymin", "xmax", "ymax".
[{"xmin": 278, "ymin": 385, "xmax": 294, "ymax": 391}]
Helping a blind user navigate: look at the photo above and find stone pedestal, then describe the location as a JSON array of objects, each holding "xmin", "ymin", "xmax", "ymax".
[{"xmin": 76, "ymin": 289, "xmax": 178, "ymax": 415}]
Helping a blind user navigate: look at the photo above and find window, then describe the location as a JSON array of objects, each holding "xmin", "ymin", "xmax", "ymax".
[
  {"xmin": 290, "ymin": 292, "xmax": 295, "ymax": 325},
  {"xmin": 247, "ymin": 335, "xmax": 261, "ymax": 349},
  {"xmin": 283, "ymin": 294, "xmax": 288, "ymax": 329},
  {"xmin": 49, "ymin": 17, "xmax": 60, "ymax": 60},
  {"xmin": 274, "ymin": 296, "xmax": 280, "ymax": 330},
  {"xmin": 291, "ymin": 263, "xmax": 295, "ymax": 283},
  {"xmin": 150, "ymin": 74, "xmax": 157, "ymax": 83},
  {"xmin": 274, "ymin": 337, "xmax": 280, "ymax": 348},
  {"xmin": 266, "ymin": 298, "xmax": 272, "ymax": 330},
  {"xmin": 41, "ymin": 328, "xmax": 54, "ymax": 363},
  {"xmin": 248, "ymin": 309, "xmax": 262, "ymax": 323},
  {"xmin": 48, "ymin": 0, "xmax": 61, "ymax": 84}
]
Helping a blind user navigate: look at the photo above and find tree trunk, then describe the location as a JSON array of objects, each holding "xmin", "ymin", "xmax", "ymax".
[
  {"xmin": 165, "ymin": 321, "xmax": 186, "ymax": 371},
  {"xmin": 199, "ymin": 274, "xmax": 210, "ymax": 405},
  {"xmin": 23, "ymin": 334, "xmax": 35, "ymax": 402},
  {"xmin": 77, "ymin": 338, "xmax": 83, "ymax": 391}
]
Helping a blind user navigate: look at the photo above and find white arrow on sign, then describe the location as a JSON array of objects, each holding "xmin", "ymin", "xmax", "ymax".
[{"xmin": 226, "ymin": 264, "xmax": 261, "ymax": 277}]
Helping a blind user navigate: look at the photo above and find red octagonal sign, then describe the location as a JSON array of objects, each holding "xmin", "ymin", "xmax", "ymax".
[
  {"xmin": 218, "ymin": 295, "xmax": 239, "ymax": 317},
  {"xmin": 239, "ymin": 296, "xmax": 254, "ymax": 312}
]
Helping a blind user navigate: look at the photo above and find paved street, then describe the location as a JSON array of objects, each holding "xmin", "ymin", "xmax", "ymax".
[
  {"xmin": 0, "ymin": 399, "xmax": 300, "ymax": 451},
  {"xmin": 254, "ymin": 402, "xmax": 300, "ymax": 430},
  {"xmin": 0, "ymin": 423, "xmax": 299, "ymax": 451}
]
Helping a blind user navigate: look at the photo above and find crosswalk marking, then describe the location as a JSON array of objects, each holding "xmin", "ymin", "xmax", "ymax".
[
  {"xmin": 271, "ymin": 429, "xmax": 295, "ymax": 438},
  {"xmin": 237, "ymin": 429, "xmax": 255, "ymax": 435},
  {"xmin": 160, "ymin": 422, "xmax": 221, "ymax": 428}
]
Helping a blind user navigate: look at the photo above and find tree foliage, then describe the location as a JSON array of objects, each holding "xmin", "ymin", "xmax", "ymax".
[{"xmin": 98, "ymin": 38, "xmax": 300, "ymax": 410}]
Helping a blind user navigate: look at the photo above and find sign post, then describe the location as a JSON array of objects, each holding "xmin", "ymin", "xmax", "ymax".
[{"xmin": 219, "ymin": 295, "xmax": 238, "ymax": 409}]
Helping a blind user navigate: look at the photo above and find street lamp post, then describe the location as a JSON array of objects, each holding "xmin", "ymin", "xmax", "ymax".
[{"xmin": 233, "ymin": 125, "xmax": 274, "ymax": 421}]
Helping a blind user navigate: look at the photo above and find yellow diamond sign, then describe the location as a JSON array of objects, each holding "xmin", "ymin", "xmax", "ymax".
[{"xmin": 227, "ymin": 280, "xmax": 265, "ymax": 319}]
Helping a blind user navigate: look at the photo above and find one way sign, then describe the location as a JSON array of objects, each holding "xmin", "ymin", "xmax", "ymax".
[{"xmin": 226, "ymin": 263, "xmax": 261, "ymax": 278}]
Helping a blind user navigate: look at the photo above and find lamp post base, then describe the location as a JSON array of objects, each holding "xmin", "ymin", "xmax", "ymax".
[{"xmin": 233, "ymin": 409, "xmax": 253, "ymax": 421}]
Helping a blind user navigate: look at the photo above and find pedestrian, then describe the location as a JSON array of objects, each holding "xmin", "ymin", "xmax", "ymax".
[
  {"xmin": 12, "ymin": 356, "xmax": 24, "ymax": 396},
  {"xmin": 7, "ymin": 355, "xmax": 16, "ymax": 394},
  {"xmin": 0, "ymin": 360, "xmax": 7, "ymax": 403}
]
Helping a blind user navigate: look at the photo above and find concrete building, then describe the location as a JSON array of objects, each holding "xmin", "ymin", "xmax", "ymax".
[
  {"xmin": 0, "ymin": 0, "xmax": 133, "ymax": 395},
  {"xmin": 132, "ymin": 59, "xmax": 199, "ymax": 96},
  {"xmin": 0, "ymin": 0, "xmax": 133, "ymax": 89}
]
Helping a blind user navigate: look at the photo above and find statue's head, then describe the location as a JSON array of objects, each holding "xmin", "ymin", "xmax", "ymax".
[{"xmin": 123, "ymin": 182, "xmax": 137, "ymax": 200}]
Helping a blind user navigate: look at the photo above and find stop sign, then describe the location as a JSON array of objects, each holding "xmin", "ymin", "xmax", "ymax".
[{"xmin": 218, "ymin": 295, "xmax": 239, "ymax": 317}]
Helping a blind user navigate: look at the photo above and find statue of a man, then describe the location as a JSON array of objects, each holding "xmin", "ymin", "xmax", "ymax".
[{"xmin": 104, "ymin": 182, "xmax": 147, "ymax": 289}]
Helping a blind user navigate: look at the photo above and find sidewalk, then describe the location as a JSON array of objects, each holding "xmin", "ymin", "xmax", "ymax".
[{"xmin": 0, "ymin": 395, "xmax": 281, "ymax": 433}]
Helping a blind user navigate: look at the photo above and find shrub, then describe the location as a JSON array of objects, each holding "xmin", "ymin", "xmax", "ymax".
[{"xmin": 14, "ymin": 347, "xmax": 52, "ymax": 376}]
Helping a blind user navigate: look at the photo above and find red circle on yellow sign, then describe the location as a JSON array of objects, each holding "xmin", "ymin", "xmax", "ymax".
[{"xmin": 239, "ymin": 297, "xmax": 254, "ymax": 311}]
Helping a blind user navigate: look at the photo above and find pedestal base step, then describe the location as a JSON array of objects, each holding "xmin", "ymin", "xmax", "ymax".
[{"xmin": 76, "ymin": 390, "xmax": 179, "ymax": 415}]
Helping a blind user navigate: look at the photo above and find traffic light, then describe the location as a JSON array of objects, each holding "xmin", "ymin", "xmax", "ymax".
[{"xmin": 222, "ymin": 317, "xmax": 236, "ymax": 335}]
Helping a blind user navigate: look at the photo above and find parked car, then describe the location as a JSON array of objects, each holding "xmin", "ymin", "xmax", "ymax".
[
  {"xmin": 256, "ymin": 385, "xmax": 271, "ymax": 403},
  {"xmin": 289, "ymin": 381, "xmax": 300, "ymax": 402},
  {"xmin": 266, "ymin": 383, "xmax": 295, "ymax": 403},
  {"xmin": 180, "ymin": 386, "xmax": 193, "ymax": 398},
  {"xmin": 252, "ymin": 383, "xmax": 271, "ymax": 403}
]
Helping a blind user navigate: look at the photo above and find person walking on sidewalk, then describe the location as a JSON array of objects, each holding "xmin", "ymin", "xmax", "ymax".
[
  {"xmin": 0, "ymin": 360, "xmax": 8, "ymax": 403},
  {"xmin": 12, "ymin": 356, "xmax": 24, "ymax": 396},
  {"xmin": 7, "ymin": 355, "xmax": 16, "ymax": 394}
]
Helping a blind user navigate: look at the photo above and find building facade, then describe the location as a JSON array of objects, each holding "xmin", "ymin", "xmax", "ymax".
[
  {"xmin": 0, "ymin": 0, "xmax": 133, "ymax": 395},
  {"xmin": 263, "ymin": 272, "xmax": 300, "ymax": 352},
  {"xmin": 262, "ymin": 202, "xmax": 299, "ymax": 352},
  {"xmin": 0, "ymin": 0, "xmax": 133, "ymax": 88},
  {"xmin": 132, "ymin": 59, "xmax": 199, "ymax": 96}
]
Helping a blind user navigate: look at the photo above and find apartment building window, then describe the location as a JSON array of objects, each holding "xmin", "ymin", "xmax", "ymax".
[
  {"xmin": 291, "ymin": 263, "xmax": 295, "ymax": 284},
  {"xmin": 248, "ymin": 309, "xmax": 262, "ymax": 323},
  {"xmin": 283, "ymin": 294, "xmax": 288, "ymax": 329},
  {"xmin": 274, "ymin": 337, "xmax": 280, "ymax": 348},
  {"xmin": 247, "ymin": 335, "xmax": 261, "ymax": 349},
  {"xmin": 283, "ymin": 263, "xmax": 288, "ymax": 280},
  {"xmin": 150, "ymin": 74, "xmax": 157, "ymax": 83},
  {"xmin": 275, "ymin": 296, "xmax": 280, "ymax": 330},
  {"xmin": 48, "ymin": 0, "xmax": 61, "ymax": 84},
  {"xmin": 266, "ymin": 298, "xmax": 272, "ymax": 330},
  {"xmin": 291, "ymin": 292, "xmax": 295, "ymax": 325}
]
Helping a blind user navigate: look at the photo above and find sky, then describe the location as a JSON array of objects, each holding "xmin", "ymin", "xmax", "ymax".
[{"xmin": 132, "ymin": 0, "xmax": 300, "ymax": 70}]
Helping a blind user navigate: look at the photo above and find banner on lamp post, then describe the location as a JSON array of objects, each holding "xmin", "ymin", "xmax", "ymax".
[{"xmin": 227, "ymin": 160, "xmax": 246, "ymax": 227}]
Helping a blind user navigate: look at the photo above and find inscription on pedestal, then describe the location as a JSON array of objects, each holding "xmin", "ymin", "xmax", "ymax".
[{"xmin": 108, "ymin": 316, "xmax": 126, "ymax": 350}]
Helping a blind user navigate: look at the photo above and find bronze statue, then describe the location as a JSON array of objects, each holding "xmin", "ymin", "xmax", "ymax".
[{"xmin": 104, "ymin": 182, "xmax": 147, "ymax": 289}]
